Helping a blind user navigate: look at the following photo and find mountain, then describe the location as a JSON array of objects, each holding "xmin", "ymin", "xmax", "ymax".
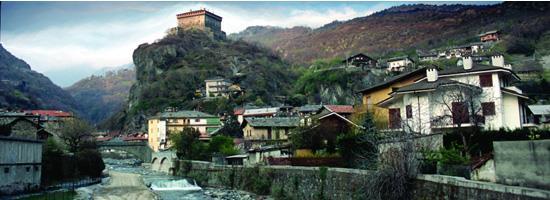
[
  {"xmin": 103, "ymin": 30, "xmax": 296, "ymax": 131},
  {"xmin": 230, "ymin": 2, "xmax": 550, "ymax": 64},
  {"xmin": 0, "ymin": 44, "xmax": 80, "ymax": 113},
  {"xmin": 65, "ymin": 66, "xmax": 136, "ymax": 125}
]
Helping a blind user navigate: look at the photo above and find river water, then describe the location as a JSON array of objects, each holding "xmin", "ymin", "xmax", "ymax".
[{"xmin": 89, "ymin": 159, "xmax": 260, "ymax": 200}]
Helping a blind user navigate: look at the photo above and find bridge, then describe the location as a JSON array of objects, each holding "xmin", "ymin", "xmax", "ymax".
[{"xmin": 97, "ymin": 140, "xmax": 153, "ymax": 163}]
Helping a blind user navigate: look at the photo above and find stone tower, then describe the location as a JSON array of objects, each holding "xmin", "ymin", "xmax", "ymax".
[{"xmin": 176, "ymin": 9, "xmax": 226, "ymax": 39}]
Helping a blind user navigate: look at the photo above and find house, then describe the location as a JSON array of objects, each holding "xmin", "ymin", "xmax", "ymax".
[
  {"xmin": 528, "ymin": 105, "xmax": 550, "ymax": 125},
  {"xmin": 418, "ymin": 53, "xmax": 440, "ymax": 62},
  {"xmin": 205, "ymin": 78, "xmax": 231, "ymax": 97},
  {"xmin": 0, "ymin": 115, "xmax": 49, "ymax": 194},
  {"xmin": 302, "ymin": 106, "xmax": 362, "ymax": 143},
  {"xmin": 357, "ymin": 67, "xmax": 428, "ymax": 128},
  {"xmin": 479, "ymin": 30, "xmax": 500, "ymax": 42},
  {"xmin": 24, "ymin": 110, "xmax": 73, "ymax": 122},
  {"xmin": 342, "ymin": 53, "xmax": 377, "ymax": 68},
  {"xmin": 147, "ymin": 110, "xmax": 221, "ymax": 152},
  {"xmin": 242, "ymin": 117, "xmax": 299, "ymax": 149},
  {"xmin": 387, "ymin": 56, "xmax": 414, "ymax": 72},
  {"xmin": 377, "ymin": 55, "xmax": 533, "ymax": 134}
]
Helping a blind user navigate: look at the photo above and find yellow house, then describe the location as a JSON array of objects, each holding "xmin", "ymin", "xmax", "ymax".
[
  {"xmin": 242, "ymin": 117, "xmax": 299, "ymax": 149},
  {"xmin": 147, "ymin": 110, "xmax": 221, "ymax": 152},
  {"xmin": 357, "ymin": 67, "xmax": 426, "ymax": 128}
]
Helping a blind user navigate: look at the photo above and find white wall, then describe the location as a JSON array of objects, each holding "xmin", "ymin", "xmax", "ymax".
[{"xmin": 502, "ymin": 94, "xmax": 521, "ymax": 129}]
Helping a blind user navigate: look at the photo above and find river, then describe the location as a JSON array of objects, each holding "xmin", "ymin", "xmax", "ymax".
[{"xmin": 76, "ymin": 159, "xmax": 263, "ymax": 200}]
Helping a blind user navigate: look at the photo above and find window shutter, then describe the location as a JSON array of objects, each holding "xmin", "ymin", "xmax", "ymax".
[
  {"xmin": 482, "ymin": 102, "xmax": 496, "ymax": 116},
  {"xmin": 388, "ymin": 108, "xmax": 401, "ymax": 129},
  {"xmin": 479, "ymin": 74, "xmax": 493, "ymax": 87},
  {"xmin": 406, "ymin": 105, "xmax": 413, "ymax": 119},
  {"xmin": 452, "ymin": 102, "xmax": 469, "ymax": 124}
]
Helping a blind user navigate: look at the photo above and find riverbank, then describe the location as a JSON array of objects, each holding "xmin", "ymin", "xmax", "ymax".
[{"xmin": 91, "ymin": 171, "xmax": 157, "ymax": 200}]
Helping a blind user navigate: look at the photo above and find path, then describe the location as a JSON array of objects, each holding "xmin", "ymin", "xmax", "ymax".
[{"xmin": 93, "ymin": 171, "xmax": 157, "ymax": 200}]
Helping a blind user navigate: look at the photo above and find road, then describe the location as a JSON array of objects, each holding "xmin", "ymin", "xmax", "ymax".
[{"xmin": 92, "ymin": 171, "xmax": 157, "ymax": 200}]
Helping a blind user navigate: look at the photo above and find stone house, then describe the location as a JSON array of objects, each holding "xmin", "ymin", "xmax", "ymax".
[
  {"xmin": 342, "ymin": 53, "xmax": 378, "ymax": 69},
  {"xmin": 387, "ymin": 56, "xmax": 414, "ymax": 72},
  {"xmin": 479, "ymin": 30, "xmax": 500, "ymax": 43},
  {"xmin": 147, "ymin": 110, "xmax": 221, "ymax": 152},
  {"xmin": 377, "ymin": 56, "xmax": 534, "ymax": 134},
  {"xmin": 242, "ymin": 117, "xmax": 299, "ymax": 149},
  {"xmin": 0, "ymin": 115, "xmax": 49, "ymax": 195}
]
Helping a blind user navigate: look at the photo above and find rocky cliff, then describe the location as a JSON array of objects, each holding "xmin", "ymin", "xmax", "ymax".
[{"xmin": 104, "ymin": 30, "xmax": 295, "ymax": 131}]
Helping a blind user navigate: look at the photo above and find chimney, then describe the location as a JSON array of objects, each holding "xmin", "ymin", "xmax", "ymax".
[
  {"xmin": 504, "ymin": 64, "xmax": 512, "ymax": 70},
  {"xmin": 463, "ymin": 56, "xmax": 473, "ymax": 70},
  {"xmin": 426, "ymin": 67, "xmax": 438, "ymax": 82},
  {"xmin": 491, "ymin": 54, "xmax": 505, "ymax": 68}
]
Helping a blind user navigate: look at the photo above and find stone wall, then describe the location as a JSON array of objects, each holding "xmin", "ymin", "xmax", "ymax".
[
  {"xmin": 174, "ymin": 160, "xmax": 550, "ymax": 200},
  {"xmin": 494, "ymin": 139, "xmax": 550, "ymax": 190}
]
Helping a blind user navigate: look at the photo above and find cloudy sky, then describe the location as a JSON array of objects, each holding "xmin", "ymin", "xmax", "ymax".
[{"xmin": 0, "ymin": 1, "xmax": 495, "ymax": 86}]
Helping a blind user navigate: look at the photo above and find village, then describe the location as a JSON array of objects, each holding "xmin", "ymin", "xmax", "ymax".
[{"xmin": 1, "ymin": 5, "xmax": 550, "ymax": 200}]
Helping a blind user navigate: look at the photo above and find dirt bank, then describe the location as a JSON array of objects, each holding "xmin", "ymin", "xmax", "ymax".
[{"xmin": 93, "ymin": 171, "xmax": 157, "ymax": 200}]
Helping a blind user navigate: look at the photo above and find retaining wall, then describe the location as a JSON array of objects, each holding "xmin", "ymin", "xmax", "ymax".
[{"xmin": 174, "ymin": 160, "xmax": 550, "ymax": 200}]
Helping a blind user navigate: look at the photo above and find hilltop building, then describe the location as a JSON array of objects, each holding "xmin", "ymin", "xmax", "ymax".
[
  {"xmin": 342, "ymin": 53, "xmax": 378, "ymax": 69},
  {"xmin": 479, "ymin": 30, "xmax": 500, "ymax": 43},
  {"xmin": 175, "ymin": 8, "xmax": 226, "ymax": 39},
  {"xmin": 147, "ymin": 110, "xmax": 221, "ymax": 152},
  {"xmin": 387, "ymin": 56, "xmax": 414, "ymax": 72},
  {"xmin": 205, "ymin": 78, "xmax": 230, "ymax": 97}
]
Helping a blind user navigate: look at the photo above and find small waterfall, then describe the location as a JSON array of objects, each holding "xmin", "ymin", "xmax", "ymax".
[{"xmin": 150, "ymin": 179, "xmax": 202, "ymax": 191}]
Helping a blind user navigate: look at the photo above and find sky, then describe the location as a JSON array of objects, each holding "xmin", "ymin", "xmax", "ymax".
[{"xmin": 0, "ymin": 1, "xmax": 496, "ymax": 87}]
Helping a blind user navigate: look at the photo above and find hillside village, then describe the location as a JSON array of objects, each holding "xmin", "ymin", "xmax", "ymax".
[{"xmin": 1, "ymin": 3, "xmax": 550, "ymax": 200}]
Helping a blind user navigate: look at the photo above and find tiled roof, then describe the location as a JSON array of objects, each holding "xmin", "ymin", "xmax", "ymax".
[
  {"xmin": 234, "ymin": 108, "xmax": 245, "ymax": 115},
  {"xmin": 25, "ymin": 110, "xmax": 72, "ymax": 117},
  {"xmin": 297, "ymin": 105, "xmax": 323, "ymax": 112},
  {"xmin": 155, "ymin": 110, "xmax": 216, "ymax": 119},
  {"xmin": 324, "ymin": 105, "xmax": 354, "ymax": 114},
  {"xmin": 357, "ymin": 67, "xmax": 427, "ymax": 94},
  {"xmin": 437, "ymin": 64, "xmax": 517, "ymax": 78},
  {"xmin": 245, "ymin": 117, "xmax": 299, "ymax": 128},
  {"xmin": 394, "ymin": 79, "xmax": 476, "ymax": 93},
  {"xmin": 243, "ymin": 107, "xmax": 279, "ymax": 116}
]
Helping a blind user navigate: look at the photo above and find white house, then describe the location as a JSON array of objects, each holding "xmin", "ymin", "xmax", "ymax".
[
  {"xmin": 387, "ymin": 56, "xmax": 414, "ymax": 72},
  {"xmin": 205, "ymin": 78, "xmax": 230, "ymax": 97},
  {"xmin": 378, "ymin": 55, "xmax": 533, "ymax": 134}
]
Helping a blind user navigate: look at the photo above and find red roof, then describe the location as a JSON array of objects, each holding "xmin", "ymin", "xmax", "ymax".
[
  {"xmin": 324, "ymin": 105, "xmax": 355, "ymax": 114},
  {"xmin": 234, "ymin": 108, "xmax": 245, "ymax": 115},
  {"xmin": 122, "ymin": 133, "xmax": 148, "ymax": 141},
  {"xmin": 25, "ymin": 110, "xmax": 72, "ymax": 117},
  {"xmin": 96, "ymin": 136, "xmax": 113, "ymax": 142}
]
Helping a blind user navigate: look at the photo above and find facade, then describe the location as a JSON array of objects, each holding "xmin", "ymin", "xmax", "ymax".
[
  {"xmin": 0, "ymin": 116, "xmax": 48, "ymax": 195},
  {"xmin": 418, "ymin": 53, "xmax": 440, "ymax": 62},
  {"xmin": 205, "ymin": 78, "xmax": 231, "ymax": 97},
  {"xmin": 176, "ymin": 9, "xmax": 226, "ymax": 39},
  {"xmin": 479, "ymin": 30, "xmax": 500, "ymax": 42},
  {"xmin": 242, "ymin": 117, "xmax": 299, "ymax": 149},
  {"xmin": 342, "ymin": 53, "xmax": 377, "ymax": 68},
  {"xmin": 387, "ymin": 56, "xmax": 414, "ymax": 72},
  {"xmin": 377, "ymin": 56, "xmax": 533, "ymax": 134},
  {"xmin": 358, "ymin": 67, "xmax": 427, "ymax": 128},
  {"xmin": 147, "ymin": 110, "xmax": 221, "ymax": 152}
]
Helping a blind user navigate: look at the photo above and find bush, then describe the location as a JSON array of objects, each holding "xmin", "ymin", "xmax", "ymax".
[
  {"xmin": 76, "ymin": 149, "xmax": 105, "ymax": 177},
  {"xmin": 208, "ymin": 135, "xmax": 239, "ymax": 156}
]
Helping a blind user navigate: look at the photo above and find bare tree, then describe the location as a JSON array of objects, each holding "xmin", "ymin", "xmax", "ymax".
[
  {"xmin": 431, "ymin": 79, "xmax": 490, "ymax": 155},
  {"xmin": 58, "ymin": 119, "xmax": 94, "ymax": 153}
]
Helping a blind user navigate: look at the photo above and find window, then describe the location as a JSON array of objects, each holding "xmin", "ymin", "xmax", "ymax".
[
  {"xmin": 482, "ymin": 102, "xmax": 496, "ymax": 116},
  {"xmin": 388, "ymin": 108, "xmax": 401, "ymax": 129},
  {"xmin": 4, "ymin": 167, "xmax": 9, "ymax": 173},
  {"xmin": 479, "ymin": 74, "xmax": 493, "ymax": 87},
  {"xmin": 452, "ymin": 102, "xmax": 470, "ymax": 124},
  {"xmin": 406, "ymin": 105, "xmax": 413, "ymax": 119},
  {"xmin": 195, "ymin": 119, "xmax": 200, "ymax": 122},
  {"xmin": 34, "ymin": 166, "xmax": 39, "ymax": 171},
  {"xmin": 26, "ymin": 167, "xmax": 30, "ymax": 172}
]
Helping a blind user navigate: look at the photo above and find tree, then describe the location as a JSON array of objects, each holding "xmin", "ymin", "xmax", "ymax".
[
  {"xmin": 169, "ymin": 127, "xmax": 209, "ymax": 160},
  {"xmin": 208, "ymin": 135, "xmax": 238, "ymax": 156},
  {"xmin": 218, "ymin": 115, "xmax": 243, "ymax": 138},
  {"xmin": 58, "ymin": 119, "xmax": 94, "ymax": 153},
  {"xmin": 431, "ymin": 81, "xmax": 486, "ymax": 155}
]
